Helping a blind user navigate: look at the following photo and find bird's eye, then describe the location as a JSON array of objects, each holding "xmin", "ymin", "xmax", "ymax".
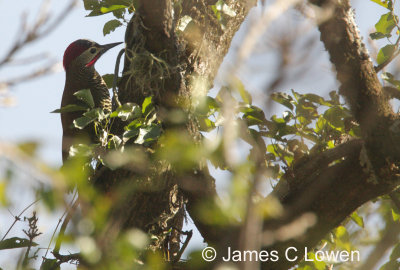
[{"xmin": 90, "ymin": 48, "xmax": 97, "ymax": 54}]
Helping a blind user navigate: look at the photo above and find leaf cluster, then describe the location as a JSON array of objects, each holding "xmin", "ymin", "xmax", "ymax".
[{"xmin": 83, "ymin": 0, "xmax": 136, "ymax": 36}]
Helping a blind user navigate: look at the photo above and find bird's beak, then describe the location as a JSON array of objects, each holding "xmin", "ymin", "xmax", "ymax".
[
  {"xmin": 85, "ymin": 42, "xmax": 123, "ymax": 67},
  {"xmin": 99, "ymin": 42, "xmax": 123, "ymax": 54}
]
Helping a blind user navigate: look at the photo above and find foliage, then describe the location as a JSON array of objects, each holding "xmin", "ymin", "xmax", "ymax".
[
  {"xmin": 83, "ymin": 0, "xmax": 136, "ymax": 36},
  {"xmin": 369, "ymin": 0, "xmax": 400, "ymax": 67},
  {"xmin": 3, "ymin": 1, "xmax": 400, "ymax": 270}
]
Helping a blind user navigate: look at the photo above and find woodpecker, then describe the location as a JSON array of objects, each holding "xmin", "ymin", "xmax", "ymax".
[{"xmin": 61, "ymin": 39, "xmax": 122, "ymax": 162}]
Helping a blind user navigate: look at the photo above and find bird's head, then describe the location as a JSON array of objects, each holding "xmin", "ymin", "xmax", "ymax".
[{"xmin": 63, "ymin": 39, "xmax": 122, "ymax": 71}]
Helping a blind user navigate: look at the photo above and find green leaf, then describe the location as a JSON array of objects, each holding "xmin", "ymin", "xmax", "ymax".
[
  {"xmin": 86, "ymin": 107, "xmax": 106, "ymax": 120},
  {"xmin": 235, "ymin": 78, "xmax": 252, "ymax": 104},
  {"xmin": 329, "ymin": 91, "xmax": 340, "ymax": 105},
  {"xmin": 87, "ymin": 8, "xmax": 103, "ymax": 16},
  {"xmin": 51, "ymin": 104, "xmax": 87, "ymax": 113},
  {"xmin": 195, "ymin": 96, "xmax": 220, "ymax": 117},
  {"xmin": 244, "ymin": 115, "xmax": 264, "ymax": 126},
  {"xmin": 0, "ymin": 237, "xmax": 37, "ymax": 250},
  {"xmin": 72, "ymin": 108, "xmax": 104, "ymax": 129},
  {"xmin": 314, "ymin": 116, "xmax": 327, "ymax": 134},
  {"xmin": 41, "ymin": 258, "xmax": 60, "ymax": 270},
  {"xmin": 123, "ymin": 129, "xmax": 139, "ymax": 142},
  {"xmin": 69, "ymin": 144, "xmax": 93, "ymax": 158},
  {"xmin": 373, "ymin": 12, "xmax": 397, "ymax": 39},
  {"xmin": 206, "ymin": 96, "xmax": 220, "ymax": 111},
  {"xmin": 377, "ymin": 44, "xmax": 396, "ymax": 65},
  {"xmin": 111, "ymin": 103, "xmax": 141, "ymax": 121},
  {"xmin": 126, "ymin": 119, "xmax": 142, "ymax": 130},
  {"xmin": 370, "ymin": 32, "xmax": 388, "ymax": 40},
  {"xmin": 100, "ymin": 5, "xmax": 127, "ymax": 14},
  {"xmin": 392, "ymin": 207, "xmax": 400, "ymax": 221},
  {"xmin": 382, "ymin": 72, "xmax": 400, "ymax": 88},
  {"xmin": 74, "ymin": 89, "xmax": 94, "ymax": 108},
  {"xmin": 198, "ymin": 117, "xmax": 216, "ymax": 132},
  {"xmin": 324, "ymin": 106, "xmax": 348, "ymax": 129},
  {"xmin": 108, "ymin": 135, "xmax": 122, "ymax": 149},
  {"xmin": 83, "ymin": 0, "xmax": 101, "ymax": 10},
  {"xmin": 103, "ymin": 19, "xmax": 123, "ymax": 36},
  {"xmin": 134, "ymin": 125, "xmax": 162, "ymax": 145},
  {"xmin": 350, "ymin": 212, "xmax": 364, "ymax": 228},
  {"xmin": 142, "ymin": 96, "xmax": 154, "ymax": 116},
  {"xmin": 304, "ymin": 93, "xmax": 332, "ymax": 106},
  {"xmin": 241, "ymin": 105, "xmax": 267, "ymax": 124},
  {"xmin": 73, "ymin": 117, "xmax": 94, "ymax": 129},
  {"xmin": 102, "ymin": 74, "xmax": 115, "ymax": 89},
  {"xmin": 370, "ymin": 0, "xmax": 392, "ymax": 9},
  {"xmin": 271, "ymin": 92, "xmax": 294, "ymax": 110}
]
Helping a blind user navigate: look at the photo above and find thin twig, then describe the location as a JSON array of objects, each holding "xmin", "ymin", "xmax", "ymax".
[
  {"xmin": 171, "ymin": 228, "xmax": 193, "ymax": 263},
  {"xmin": 112, "ymin": 48, "xmax": 125, "ymax": 109},
  {"xmin": 43, "ymin": 191, "xmax": 78, "ymax": 260},
  {"xmin": 1, "ymin": 199, "xmax": 40, "ymax": 241},
  {"xmin": 1, "ymin": 62, "xmax": 59, "ymax": 87},
  {"xmin": 375, "ymin": 49, "xmax": 400, "ymax": 73},
  {"xmin": 22, "ymin": 211, "xmax": 42, "ymax": 267},
  {"xmin": 53, "ymin": 196, "xmax": 80, "ymax": 254},
  {"xmin": 0, "ymin": 0, "xmax": 77, "ymax": 68}
]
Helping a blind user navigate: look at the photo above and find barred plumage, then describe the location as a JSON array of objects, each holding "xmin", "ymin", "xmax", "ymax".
[{"xmin": 61, "ymin": 39, "xmax": 121, "ymax": 162}]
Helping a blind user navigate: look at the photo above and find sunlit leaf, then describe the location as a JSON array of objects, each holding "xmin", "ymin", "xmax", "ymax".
[
  {"xmin": 74, "ymin": 89, "xmax": 94, "ymax": 108},
  {"xmin": 350, "ymin": 212, "xmax": 364, "ymax": 228},
  {"xmin": 142, "ymin": 96, "xmax": 154, "ymax": 116},
  {"xmin": 51, "ymin": 104, "xmax": 87, "ymax": 113},
  {"xmin": 111, "ymin": 103, "xmax": 141, "ymax": 121},
  {"xmin": 377, "ymin": 44, "xmax": 396, "ymax": 65},
  {"xmin": 369, "ymin": 0, "xmax": 391, "ymax": 9},
  {"xmin": 392, "ymin": 208, "xmax": 400, "ymax": 221},
  {"xmin": 108, "ymin": 135, "xmax": 122, "ymax": 149},
  {"xmin": 371, "ymin": 12, "xmax": 397, "ymax": 39},
  {"xmin": 69, "ymin": 144, "xmax": 93, "ymax": 158},
  {"xmin": 198, "ymin": 117, "xmax": 216, "ymax": 132},
  {"xmin": 73, "ymin": 108, "xmax": 104, "ymax": 129},
  {"xmin": 235, "ymin": 77, "xmax": 252, "ymax": 104},
  {"xmin": 100, "ymin": 5, "xmax": 127, "ymax": 14},
  {"xmin": 271, "ymin": 92, "xmax": 294, "ymax": 110},
  {"xmin": 123, "ymin": 128, "xmax": 140, "ymax": 142},
  {"xmin": 73, "ymin": 116, "xmax": 94, "ymax": 129},
  {"xmin": 134, "ymin": 125, "xmax": 162, "ymax": 145}
]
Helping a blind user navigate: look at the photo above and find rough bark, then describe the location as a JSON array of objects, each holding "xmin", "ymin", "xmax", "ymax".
[
  {"xmin": 94, "ymin": 0, "xmax": 400, "ymax": 269},
  {"xmin": 94, "ymin": 0, "xmax": 256, "ymax": 264},
  {"xmin": 259, "ymin": 1, "xmax": 400, "ymax": 269}
]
